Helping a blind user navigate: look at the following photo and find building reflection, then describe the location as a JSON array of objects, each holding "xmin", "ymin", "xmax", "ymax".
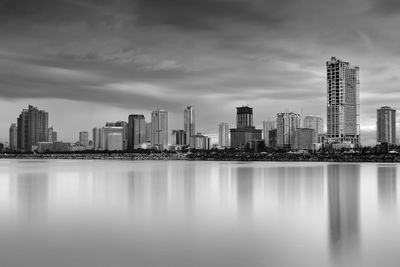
[
  {"xmin": 377, "ymin": 165, "xmax": 397, "ymax": 214},
  {"xmin": 235, "ymin": 167, "xmax": 254, "ymax": 221},
  {"xmin": 328, "ymin": 164, "xmax": 360, "ymax": 263},
  {"xmin": 11, "ymin": 172, "xmax": 48, "ymax": 224}
]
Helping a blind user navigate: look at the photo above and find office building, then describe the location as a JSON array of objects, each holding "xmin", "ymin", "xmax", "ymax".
[
  {"xmin": 377, "ymin": 106, "xmax": 396, "ymax": 145},
  {"xmin": 151, "ymin": 109, "xmax": 168, "ymax": 150},
  {"xmin": 128, "ymin": 114, "xmax": 146, "ymax": 150},
  {"xmin": 269, "ymin": 129, "xmax": 277, "ymax": 148},
  {"xmin": 106, "ymin": 121, "xmax": 128, "ymax": 150},
  {"xmin": 189, "ymin": 133, "xmax": 210, "ymax": 150},
  {"xmin": 218, "ymin": 122, "xmax": 230, "ymax": 148},
  {"xmin": 9, "ymin": 123, "xmax": 17, "ymax": 152},
  {"xmin": 47, "ymin": 127, "xmax": 55, "ymax": 143},
  {"xmin": 92, "ymin": 127, "xmax": 101, "ymax": 150},
  {"xmin": 230, "ymin": 106, "xmax": 262, "ymax": 148},
  {"xmin": 263, "ymin": 121, "xmax": 276, "ymax": 145},
  {"xmin": 102, "ymin": 126, "xmax": 124, "ymax": 151},
  {"xmin": 184, "ymin": 106, "xmax": 195, "ymax": 145},
  {"xmin": 294, "ymin": 128, "xmax": 315, "ymax": 150},
  {"xmin": 53, "ymin": 131, "xmax": 58, "ymax": 142},
  {"xmin": 79, "ymin": 131, "xmax": 89, "ymax": 148},
  {"xmin": 277, "ymin": 112, "xmax": 300, "ymax": 149},
  {"xmin": 327, "ymin": 57, "xmax": 360, "ymax": 147},
  {"xmin": 171, "ymin": 130, "xmax": 186, "ymax": 146},
  {"xmin": 17, "ymin": 105, "xmax": 48, "ymax": 152},
  {"xmin": 304, "ymin": 114, "xmax": 323, "ymax": 142},
  {"xmin": 145, "ymin": 122, "xmax": 152, "ymax": 142}
]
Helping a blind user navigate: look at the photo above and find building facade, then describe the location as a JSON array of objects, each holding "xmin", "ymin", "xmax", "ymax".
[
  {"xmin": 230, "ymin": 106, "xmax": 262, "ymax": 148},
  {"xmin": 184, "ymin": 106, "xmax": 195, "ymax": 145},
  {"xmin": 79, "ymin": 131, "xmax": 89, "ymax": 148},
  {"xmin": 218, "ymin": 122, "xmax": 230, "ymax": 148},
  {"xmin": 377, "ymin": 106, "xmax": 396, "ymax": 145},
  {"xmin": 294, "ymin": 128, "xmax": 315, "ymax": 150},
  {"xmin": 128, "ymin": 114, "xmax": 146, "ymax": 150},
  {"xmin": 92, "ymin": 127, "xmax": 101, "ymax": 150},
  {"xmin": 151, "ymin": 109, "xmax": 168, "ymax": 150},
  {"xmin": 263, "ymin": 121, "xmax": 276, "ymax": 146},
  {"xmin": 189, "ymin": 133, "xmax": 210, "ymax": 150},
  {"xmin": 17, "ymin": 105, "xmax": 49, "ymax": 152},
  {"xmin": 304, "ymin": 114, "xmax": 323, "ymax": 142},
  {"xmin": 171, "ymin": 130, "xmax": 186, "ymax": 146},
  {"xmin": 9, "ymin": 123, "xmax": 17, "ymax": 152},
  {"xmin": 276, "ymin": 112, "xmax": 300, "ymax": 149},
  {"xmin": 326, "ymin": 57, "xmax": 360, "ymax": 147}
]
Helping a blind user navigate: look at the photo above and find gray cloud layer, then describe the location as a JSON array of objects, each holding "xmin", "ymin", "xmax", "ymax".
[{"xmin": 0, "ymin": 0, "xmax": 399, "ymax": 144}]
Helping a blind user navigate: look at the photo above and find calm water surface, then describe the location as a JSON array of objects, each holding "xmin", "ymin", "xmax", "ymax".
[{"xmin": 0, "ymin": 159, "xmax": 399, "ymax": 267}]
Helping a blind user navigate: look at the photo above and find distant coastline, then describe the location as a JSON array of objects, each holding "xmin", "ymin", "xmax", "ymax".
[{"xmin": 1, "ymin": 151, "xmax": 400, "ymax": 162}]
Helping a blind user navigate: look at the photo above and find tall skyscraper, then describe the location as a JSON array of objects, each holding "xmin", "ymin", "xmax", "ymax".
[
  {"xmin": 218, "ymin": 122, "xmax": 230, "ymax": 148},
  {"xmin": 236, "ymin": 106, "xmax": 253, "ymax": 128},
  {"xmin": 9, "ymin": 123, "xmax": 17, "ymax": 152},
  {"xmin": 17, "ymin": 105, "xmax": 48, "ymax": 152},
  {"xmin": 184, "ymin": 106, "xmax": 195, "ymax": 145},
  {"xmin": 145, "ymin": 122, "xmax": 152, "ymax": 142},
  {"xmin": 151, "ymin": 109, "xmax": 168, "ymax": 150},
  {"xmin": 262, "ymin": 121, "xmax": 276, "ymax": 145},
  {"xmin": 377, "ymin": 106, "xmax": 396, "ymax": 145},
  {"xmin": 92, "ymin": 127, "xmax": 101, "ymax": 150},
  {"xmin": 47, "ymin": 127, "xmax": 54, "ymax": 142},
  {"xmin": 276, "ymin": 112, "xmax": 300, "ymax": 149},
  {"xmin": 79, "ymin": 131, "xmax": 89, "ymax": 147},
  {"xmin": 327, "ymin": 57, "xmax": 360, "ymax": 146},
  {"xmin": 128, "ymin": 114, "xmax": 146, "ymax": 150},
  {"xmin": 230, "ymin": 106, "xmax": 262, "ymax": 148}
]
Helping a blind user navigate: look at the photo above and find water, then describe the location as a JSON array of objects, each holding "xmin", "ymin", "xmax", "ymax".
[{"xmin": 0, "ymin": 160, "xmax": 399, "ymax": 267}]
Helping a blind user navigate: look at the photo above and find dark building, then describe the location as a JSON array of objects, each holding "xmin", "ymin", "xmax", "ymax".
[
  {"xmin": 171, "ymin": 130, "xmax": 186, "ymax": 146},
  {"xmin": 128, "ymin": 115, "xmax": 146, "ymax": 150},
  {"xmin": 230, "ymin": 106, "xmax": 262, "ymax": 149},
  {"xmin": 0, "ymin": 143, "xmax": 4, "ymax": 153},
  {"xmin": 269, "ymin": 129, "xmax": 277, "ymax": 148},
  {"xmin": 17, "ymin": 105, "xmax": 48, "ymax": 152}
]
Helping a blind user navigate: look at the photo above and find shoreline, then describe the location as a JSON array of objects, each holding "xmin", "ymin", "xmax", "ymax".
[{"xmin": 1, "ymin": 152, "xmax": 400, "ymax": 163}]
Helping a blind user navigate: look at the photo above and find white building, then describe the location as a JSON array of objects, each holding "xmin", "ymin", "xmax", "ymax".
[{"xmin": 218, "ymin": 122, "xmax": 230, "ymax": 148}]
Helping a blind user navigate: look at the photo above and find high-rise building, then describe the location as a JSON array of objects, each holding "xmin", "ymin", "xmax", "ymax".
[
  {"xmin": 47, "ymin": 127, "xmax": 54, "ymax": 142},
  {"xmin": 377, "ymin": 106, "xmax": 396, "ymax": 145},
  {"xmin": 218, "ymin": 122, "xmax": 230, "ymax": 148},
  {"xmin": 102, "ymin": 126, "xmax": 124, "ymax": 151},
  {"xmin": 327, "ymin": 57, "xmax": 360, "ymax": 146},
  {"xmin": 151, "ymin": 109, "xmax": 168, "ymax": 150},
  {"xmin": 145, "ymin": 122, "xmax": 152, "ymax": 142},
  {"xmin": 262, "ymin": 121, "xmax": 276, "ymax": 145},
  {"xmin": 276, "ymin": 112, "xmax": 300, "ymax": 149},
  {"xmin": 9, "ymin": 123, "xmax": 17, "ymax": 152},
  {"xmin": 189, "ymin": 133, "xmax": 210, "ymax": 150},
  {"xmin": 128, "ymin": 114, "xmax": 146, "ymax": 150},
  {"xmin": 304, "ymin": 114, "xmax": 323, "ymax": 143},
  {"xmin": 79, "ymin": 131, "xmax": 89, "ymax": 148},
  {"xmin": 294, "ymin": 128, "xmax": 315, "ymax": 150},
  {"xmin": 171, "ymin": 130, "xmax": 186, "ymax": 146},
  {"xmin": 107, "ymin": 121, "xmax": 128, "ymax": 150},
  {"xmin": 230, "ymin": 106, "xmax": 262, "ymax": 148},
  {"xmin": 92, "ymin": 127, "xmax": 101, "ymax": 150},
  {"xmin": 17, "ymin": 105, "xmax": 48, "ymax": 152},
  {"xmin": 184, "ymin": 106, "xmax": 195, "ymax": 145}
]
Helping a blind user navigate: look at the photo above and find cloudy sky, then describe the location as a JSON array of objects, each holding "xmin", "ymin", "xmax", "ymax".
[{"xmin": 1, "ymin": 0, "xmax": 400, "ymax": 145}]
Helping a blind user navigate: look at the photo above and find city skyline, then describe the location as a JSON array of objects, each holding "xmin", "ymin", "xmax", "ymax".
[{"xmin": 2, "ymin": 1, "xmax": 400, "ymax": 145}]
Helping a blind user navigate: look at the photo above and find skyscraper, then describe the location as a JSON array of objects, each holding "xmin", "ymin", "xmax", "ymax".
[
  {"xmin": 304, "ymin": 114, "xmax": 323, "ymax": 143},
  {"xmin": 327, "ymin": 57, "xmax": 360, "ymax": 146},
  {"xmin": 145, "ymin": 122, "xmax": 152, "ymax": 142},
  {"xmin": 128, "ymin": 114, "xmax": 146, "ymax": 150},
  {"xmin": 276, "ymin": 112, "xmax": 300, "ymax": 149},
  {"xmin": 17, "ymin": 105, "xmax": 48, "ymax": 152},
  {"xmin": 79, "ymin": 131, "xmax": 89, "ymax": 148},
  {"xmin": 92, "ymin": 127, "xmax": 101, "ymax": 150},
  {"xmin": 218, "ymin": 122, "xmax": 230, "ymax": 148},
  {"xmin": 47, "ymin": 127, "xmax": 54, "ymax": 142},
  {"xmin": 102, "ymin": 126, "xmax": 124, "ymax": 151},
  {"xmin": 9, "ymin": 123, "xmax": 17, "ymax": 152},
  {"xmin": 184, "ymin": 106, "xmax": 195, "ymax": 145},
  {"xmin": 262, "ymin": 121, "xmax": 276, "ymax": 145},
  {"xmin": 230, "ymin": 106, "xmax": 262, "ymax": 148},
  {"xmin": 377, "ymin": 106, "xmax": 396, "ymax": 145},
  {"xmin": 151, "ymin": 109, "xmax": 168, "ymax": 150},
  {"xmin": 171, "ymin": 130, "xmax": 186, "ymax": 146}
]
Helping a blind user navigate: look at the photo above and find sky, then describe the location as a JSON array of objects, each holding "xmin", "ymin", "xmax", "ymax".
[{"xmin": 1, "ymin": 0, "xmax": 400, "ymax": 145}]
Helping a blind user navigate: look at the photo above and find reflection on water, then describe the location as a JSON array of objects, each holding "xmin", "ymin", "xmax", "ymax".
[
  {"xmin": 328, "ymin": 164, "xmax": 360, "ymax": 264},
  {"xmin": 0, "ymin": 160, "xmax": 399, "ymax": 267},
  {"xmin": 377, "ymin": 165, "xmax": 397, "ymax": 214}
]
